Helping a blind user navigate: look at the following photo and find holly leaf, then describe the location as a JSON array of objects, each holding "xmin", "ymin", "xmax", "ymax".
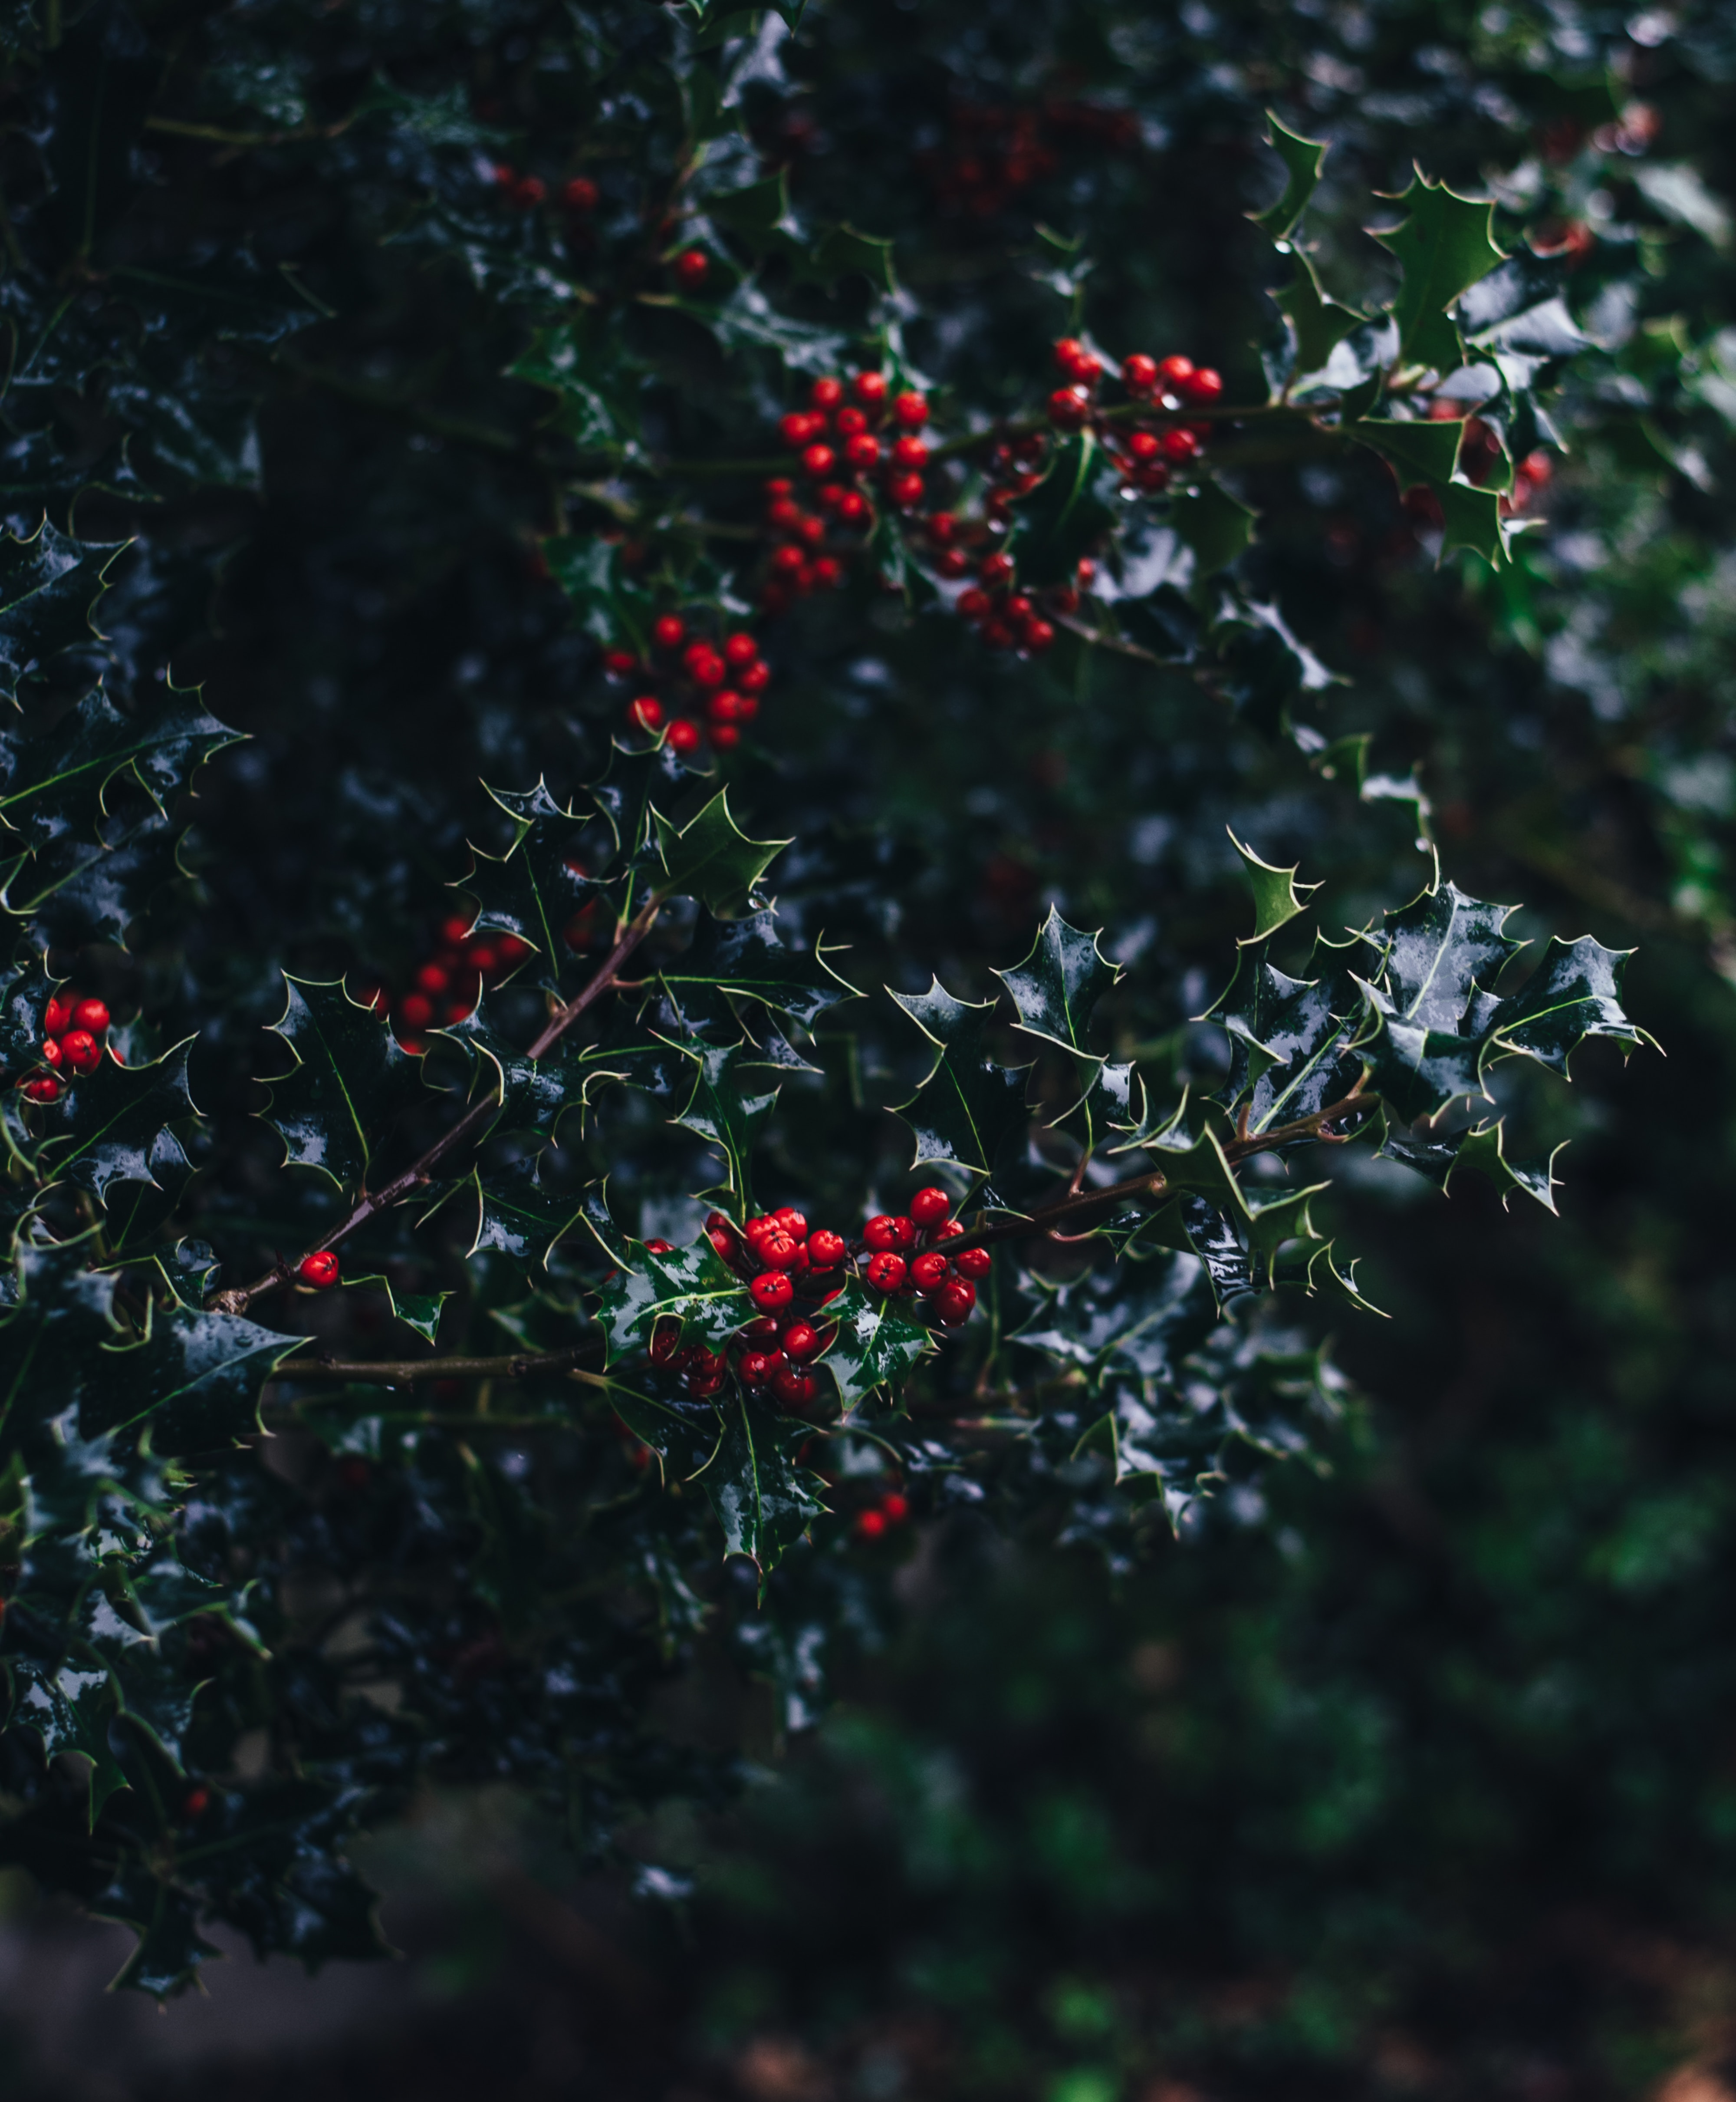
[
  {"xmin": 891, "ymin": 979, "xmax": 1029, "ymax": 1176},
  {"xmin": 1486, "ymin": 935, "xmax": 1650, "ymax": 1074},
  {"xmin": 0, "ymin": 522, "xmax": 127, "ymax": 702},
  {"xmin": 1014, "ymin": 1257, "xmax": 1218, "ymax": 1390},
  {"xmin": 40, "ymin": 1043, "xmax": 197, "ymax": 1206},
  {"xmin": 461, "ymin": 779, "xmax": 597, "ymax": 980},
  {"xmin": 1450, "ymin": 1119, "xmax": 1564, "ymax": 1212},
  {"xmin": 1209, "ymin": 940, "xmax": 1360, "ymax": 1136},
  {"xmin": 816, "ymin": 1277, "xmax": 934, "ymax": 1416},
  {"xmin": 673, "ymin": 1043, "xmax": 779, "ymax": 1211},
  {"xmin": 0, "ymin": 682, "xmax": 243, "ymax": 850},
  {"xmin": 1368, "ymin": 876, "xmax": 1522, "ymax": 1035},
  {"xmin": 1008, "ymin": 431, "xmax": 1118, "ymax": 588},
  {"xmin": 593, "ymin": 1238, "xmax": 750, "ymax": 1366},
  {"xmin": 1170, "ymin": 479, "xmax": 1256, "ymax": 578},
  {"xmin": 260, "ymin": 978, "xmax": 426, "ymax": 1194},
  {"xmin": 1274, "ymin": 248, "xmax": 1366, "ymax": 382},
  {"xmin": 1254, "ymin": 112, "xmax": 1329, "ymax": 240},
  {"xmin": 1229, "ymin": 830, "xmax": 1320, "ymax": 944},
  {"xmin": 658, "ymin": 911, "xmax": 856, "ymax": 1034},
  {"xmin": 460, "ymin": 1149, "xmax": 590, "ymax": 1269},
  {"xmin": 1370, "ymin": 171, "xmax": 1505, "ymax": 375},
  {"xmin": 696, "ymin": 1394, "xmax": 827, "ymax": 1577},
  {"xmin": 653, "ymin": 790, "xmax": 789, "ymax": 919},
  {"xmin": 994, "ymin": 907, "xmax": 1122, "ymax": 1061}
]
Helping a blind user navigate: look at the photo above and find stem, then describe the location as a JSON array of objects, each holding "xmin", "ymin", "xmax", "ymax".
[
  {"xmin": 942, "ymin": 1087, "xmax": 1375, "ymax": 1255},
  {"xmin": 208, "ymin": 903, "xmax": 662, "ymax": 1316},
  {"xmin": 279, "ymin": 1350, "xmax": 609, "ymax": 1386}
]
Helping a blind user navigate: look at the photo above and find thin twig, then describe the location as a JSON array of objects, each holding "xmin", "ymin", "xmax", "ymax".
[
  {"xmin": 278, "ymin": 1349, "xmax": 608, "ymax": 1385},
  {"xmin": 208, "ymin": 905, "xmax": 661, "ymax": 1316}
]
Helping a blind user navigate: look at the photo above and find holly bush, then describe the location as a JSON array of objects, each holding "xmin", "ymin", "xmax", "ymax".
[{"xmin": 0, "ymin": 0, "xmax": 1723, "ymax": 2012}]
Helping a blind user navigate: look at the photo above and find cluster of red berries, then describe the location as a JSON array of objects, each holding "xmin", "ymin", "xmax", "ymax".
[
  {"xmin": 651, "ymin": 1187, "xmax": 990, "ymax": 1412},
  {"xmin": 852, "ymin": 1486, "xmax": 911, "ymax": 1542},
  {"xmin": 353, "ymin": 916, "xmax": 534, "ymax": 1056},
  {"xmin": 18, "ymin": 989, "xmax": 115, "ymax": 1104},
  {"xmin": 1046, "ymin": 339, "xmax": 1223, "ymax": 493},
  {"xmin": 605, "ymin": 613, "xmax": 771, "ymax": 755},
  {"xmin": 916, "ymin": 98, "xmax": 1141, "ymax": 218},
  {"xmin": 490, "ymin": 164, "xmax": 601, "ymax": 218},
  {"xmin": 759, "ymin": 371, "xmax": 932, "ymax": 612}
]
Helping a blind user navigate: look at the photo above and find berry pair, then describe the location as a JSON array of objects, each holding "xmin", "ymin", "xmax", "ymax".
[
  {"xmin": 22, "ymin": 990, "xmax": 114, "ymax": 1104},
  {"xmin": 492, "ymin": 165, "xmax": 601, "ymax": 217},
  {"xmin": 853, "ymin": 1487, "xmax": 911, "ymax": 1542}
]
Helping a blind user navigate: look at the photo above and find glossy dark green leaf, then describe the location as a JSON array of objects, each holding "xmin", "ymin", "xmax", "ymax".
[
  {"xmin": 658, "ymin": 910, "xmax": 856, "ymax": 1034},
  {"xmin": 1170, "ymin": 479, "xmax": 1256, "ymax": 578},
  {"xmin": 891, "ymin": 979, "xmax": 1029, "ymax": 1177},
  {"xmin": 994, "ymin": 907, "xmax": 1121, "ymax": 1060},
  {"xmin": 1229, "ymin": 830, "xmax": 1321, "ymax": 944},
  {"xmin": 462, "ymin": 779, "xmax": 598, "ymax": 981},
  {"xmin": 0, "ymin": 523, "xmax": 128, "ymax": 703},
  {"xmin": 1370, "ymin": 171, "xmax": 1505, "ymax": 375},
  {"xmin": 673, "ymin": 1043, "xmax": 779, "ymax": 1210},
  {"xmin": 696, "ymin": 1394, "xmax": 826, "ymax": 1575},
  {"xmin": 1255, "ymin": 112, "xmax": 1329, "ymax": 239},
  {"xmin": 1487, "ymin": 934, "xmax": 1649, "ymax": 1073},
  {"xmin": 460, "ymin": 1150, "xmax": 590, "ymax": 1270},
  {"xmin": 653, "ymin": 790, "xmax": 789, "ymax": 919},
  {"xmin": 41, "ymin": 1042, "xmax": 196, "ymax": 1205},
  {"xmin": 260, "ymin": 978, "xmax": 426, "ymax": 1194},
  {"xmin": 594, "ymin": 1237, "xmax": 750, "ymax": 1366},
  {"xmin": 1008, "ymin": 432, "xmax": 1118, "ymax": 589},
  {"xmin": 816, "ymin": 1277, "xmax": 934, "ymax": 1415}
]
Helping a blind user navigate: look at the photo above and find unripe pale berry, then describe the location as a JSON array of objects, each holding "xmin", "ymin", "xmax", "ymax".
[
  {"xmin": 750, "ymin": 1270, "xmax": 795, "ymax": 1312},
  {"xmin": 299, "ymin": 1251, "xmax": 340, "ymax": 1288},
  {"xmin": 934, "ymin": 1279, "xmax": 976, "ymax": 1324},
  {"xmin": 954, "ymin": 1245, "xmax": 992, "ymax": 1279},
  {"xmin": 865, "ymin": 1252, "xmax": 907, "ymax": 1292}
]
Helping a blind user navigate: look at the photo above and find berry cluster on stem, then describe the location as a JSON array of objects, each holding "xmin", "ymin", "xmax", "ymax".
[
  {"xmin": 352, "ymin": 915, "xmax": 533, "ymax": 1056},
  {"xmin": 605, "ymin": 613, "xmax": 771, "ymax": 757},
  {"xmin": 19, "ymin": 990, "xmax": 115, "ymax": 1104}
]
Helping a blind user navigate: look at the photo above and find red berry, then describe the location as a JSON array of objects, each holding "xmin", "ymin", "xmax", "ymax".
[
  {"xmin": 891, "ymin": 436, "xmax": 929, "ymax": 469},
  {"xmin": 855, "ymin": 1509, "xmax": 887, "ymax": 1540},
  {"xmin": 936, "ymin": 549, "xmax": 970, "ymax": 579},
  {"xmin": 497, "ymin": 936, "xmax": 530, "ymax": 962},
  {"xmin": 979, "ymin": 553, "xmax": 1015, "ymax": 587},
  {"xmin": 1005, "ymin": 595, "xmax": 1034, "ymax": 625},
  {"xmin": 298, "ymin": 1251, "xmax": 340, "ymax": 1288},
  {"xmin": 40, "ymin": 1036, "xmax": 62, "ymax": 1067},
  {"xmin": 723, "ymin": 633, "xmax": 758, "ymax": 668},
  {"xmin": 740, "ymin": 1349, "xmax": 781, "ymax": 1387},
  {"xmin": 514, "ymin": 176, "xmax": 546, "ymax": 208},
  {"xmin": 184, "ymin": 1786, "xmax": 210, "ymax": 1818},
  {"xmin": 926, "ymin": 511, "xmax": 957, "ymax": 544},
  {"xmin": 758, "ymin": 1230, "xmax": 802, "ymax": 1271},
  {"xmin": 934, "ymin": 1280, "xmax": 976, "ymax": 1325},
  {"xmin": 771, "ymin": 1365, "xmax": 819, "ymax": 1409},
  {"xmin": 415, "ymin": 963, "xmax": 449, "ymax": 995},
  {"xmin": 812, "ymin": 556, "xmax": 842, "ymax": 588},
  {"xmin": 802, "ymin": 443, "xmax": 836, "ymax": 478},
  {"xmin": 1180, "ymin": 366, "xmax": 1223, "ymax": 406},
  {"xmin": 738, "ymin": 660, "xmax": 770, "ymax": 693},
  {"xmin": 1077, "ymin": 559, "xmax": 1096, "ymax": 583},
  {"xmin": 399, "ymin": 993, "xmax": 434, "ymax": 1029},
  {"xmin": 643, "ymin": 1239, "xmax": 675, "ymax": 1256},
  {"xmin": 811, "ymin": 376, "xmax": 845, "ymax": 410},
  {"xmin": 772, "ymin": 1207, "xmax": 809, "ymax": 1238},
  {"xmin": 491, "ymin": 163, "xmax": 518, "ymax": 191},
  {"xmin": 563, "ymin": 176, "xmax": 598, "ymax": 213},
  {"xmin": 1157, "ymin": 354, "xmax": 1194, "ymax": 387},
  {"xmin": 866, "ymin": 1252, "xmax": 907, "ymax": 1292},
  {"xmin": 911, "ymin": 1187, "xmax": 952, "ymax": 1226},
  {"xmin": 667, "ymin": 719, "xmax": 702, "ymax": 755},
  {"xmin": 61, "ymin": 1030, "xmax": 99, "ymax": 1074},
  {"xmin": 653, "ymin": 614, "xmax": 686, "ymax": 650},
  {"xmin": 852, "ymin": 371, "xmax": 887, "ymax": 404},
  {"xmin": 910, "ymin": 1251, "xmax": 950, "ymax": 1292},
  {"xmin": 1122, "ymin": 353, "xmax": 1158, "ymax": 393},
  {"xmin": 954, "ymin": 1245, "xmax": 992, "ymax": 1279},
  {"xmin": 603, "ymin": 649, "xmax": 638, "ymax": 677},
  {"xmin": 957, "ymin": 588, "xmax": 992, "ymax": 620},
  {"xmin": 674, "ymin": 249, "xmax": 709, "ymax": 287},
  {"xmin": 690, "ymin": 652, "xmax": 726, "ymax": 687},
  {"xmin": 629, "ymin": 695, "xmax": 664, "ymax": 732},
  {"xmin": 1053, "ymin": 336, "xmax": 1087, "ymax": 374},
  {"xmin": 1126, "ymin": 430, "xmax": 1161, "ymax": 463},
  {"xmin": 708, "ymin": 1227, "xmax": 735, "ymax": 1259},
  {"xmin": 835, "ymin": 407, "xmax": 868, "ymax": 438},
  {"xmin": 807, "ymin": 1229, "xmax": 847, "ymax": 1268},
  {"xmin": 836, "ymin": 491, "xmax": 869, "ymax": 525},
  {"xmin": 893, "ymin": 392, "xmax": 929, "ymax": 428},
  {"xmin": 980, "ymin": 620, "xmax": 1016, "ymax": 650},
  {"xmin": 44, "ymin": 996, "xmax": 72, "ymax": 1037},
  {"xmin": 772, "ymin": 544, "xmax": 806, "ymax": 576},
  {"xmin": 750, "ymin": 1271, "xmax": 795, "ymax": 1313},
  {"xmin": 713, "ymin": 725, "xmax": 740, "ymax": 750},
  {"xmin": 1048, "ymin": 387, "xmax": 1091, "ymax": 430},
  {"xmin": 707, "ymin": 690, "xmax": 742, "ymax": 725},
  {"xmin": 1024, "ymin": 621, "xmax": 1056, "ymax": 652},
  {"xmin": 845, "ymin": 433, "xmax": 881, "ymax": 469},
  {"xmin": 1161, "ymin": 428, "xmax": 1201, "ymax": 463},
  {"xmin": 780, "ymin": 412, "xmax": 817, "ymax": 448},
  {"xmin": 782, "ymin": 1322, "xmax": 821, "ymax": 1362},
  {"xmin": 863, "ymin": 1214, "xmax": 915, "ymax": 1251},
  {"xmin": 881, "ymin": 1493, "xmax": 909, "ymax": 1524},
  {"xmin": 888, "ymin": 473, "xmax": 924, "ymax": 509},
  {"xmin": 21, "ymin": 1075, "xmax": 59, "ymax": 1103}
]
